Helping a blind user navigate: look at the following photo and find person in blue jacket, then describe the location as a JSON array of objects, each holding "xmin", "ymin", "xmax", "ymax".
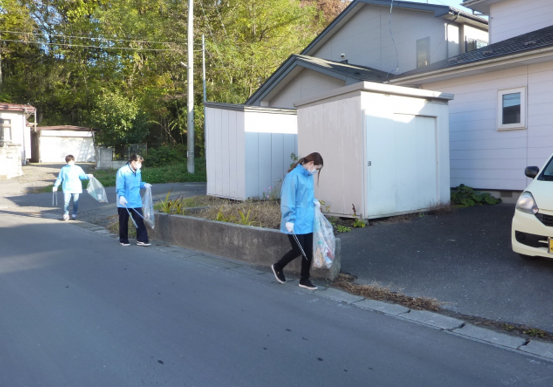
[
  {"xmin": 271, "ymin": 152, "xmax": 324, "ymax": 290},
  {"xmin": 53, "ymin": 154, "xmax": 92, "ymax": 221},
  {"xmin": 116, "ymin": 154, "xmax": 152, "ymax": 247}
]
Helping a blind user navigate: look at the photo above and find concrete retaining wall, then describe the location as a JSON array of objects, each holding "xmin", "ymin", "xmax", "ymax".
[{"xmin": 150, "ymin": 212, "xmax": 341, "ymax": 280}]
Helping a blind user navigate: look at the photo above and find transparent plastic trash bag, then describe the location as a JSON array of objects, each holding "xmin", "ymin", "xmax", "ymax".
[
  {"xmin": 142, "ymin": 185, "xmax": 155, "ymax": 229},
  {"xmin": 312, "ymin": 207, "xmax": 335, "ymax": 269},
  {"xmin": 86, "ymin": 176, "xmax": 108, "ymax": 203}
]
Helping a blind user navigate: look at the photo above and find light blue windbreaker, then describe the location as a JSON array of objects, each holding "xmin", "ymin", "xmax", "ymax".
[
  {"xmin": 280, "ymin": 164, "xmax": 315, "ymax": 235},
  {"xmin": 53, "ymin": 164, "xmax": 89, "ymax": 193},
  {"xmin": 116, "ymin": 163, "xmax": 146, "ymax": 208}
]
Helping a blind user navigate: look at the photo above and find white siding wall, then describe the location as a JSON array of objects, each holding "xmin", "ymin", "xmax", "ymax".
[
  {"xmin": 268, "ymin": 69, "xmax": 345, "ymax": 109},
  {"xmin": 205, "ymin": 106, "xmax": 297, "ymax": 200},
  {"xmin": 205, "ymin": 107, "xmax": 245, "ymax": 200},
  {"xmin": 39, "ymin": 130, "xmax": 95, "ymax": 162},
  {"xmin": 489, "ymin": 0, "xmax": 553, "ymax": 43},
  {"xmin": 422, "ymin": 61, "xmax": 553, "ymax": 191},
  {"xmin": 244, "ymin": 112, "xmax": 297, "ymax": 199},
  {"xmin": 312, "ymin": 6, "xmax": 448, "ymax": 74},
  {"xmin": 0, "ymin": 111, "xmax": 29, "ymax": 164}
]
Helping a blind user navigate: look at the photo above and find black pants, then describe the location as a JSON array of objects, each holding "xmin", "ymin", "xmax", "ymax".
[
  {"xmin": 274, "ymin": 233, "xmax": 313, "ymax": 281},
  {"xmin": 118, "ymin": 207, "xmax": 149, "ymax": 244}
]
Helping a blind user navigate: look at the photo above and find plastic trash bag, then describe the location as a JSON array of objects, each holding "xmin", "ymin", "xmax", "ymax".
[
  {"xmin": 312, "ymin": 207, "xmax": 335, "ymax": 269},
  {"xmin": 86, "ymin": 176, "xmax": 108, "ymax": 203},
  {"xmin": 142, "ymin": 185, "xmax": 155, "ymax": 229}
]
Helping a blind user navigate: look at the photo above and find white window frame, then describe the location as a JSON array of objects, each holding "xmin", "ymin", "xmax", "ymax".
[
  {"xmin": 497, "ymin": 87, "xmax": 526, "ymax": 131},
  {"xmin": 0, "ymin": 119, "xmax": 12, "ymax": 144}
]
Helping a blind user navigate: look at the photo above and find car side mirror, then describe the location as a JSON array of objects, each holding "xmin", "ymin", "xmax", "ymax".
[{"xmin": 525, "ymin": 166, "xmax": 539, "ymax": 178}]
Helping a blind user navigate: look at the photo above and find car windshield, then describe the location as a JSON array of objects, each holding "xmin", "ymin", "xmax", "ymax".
[{"xmin": 539, "ymin": 158, "xmax": 553, "ymax": 180}]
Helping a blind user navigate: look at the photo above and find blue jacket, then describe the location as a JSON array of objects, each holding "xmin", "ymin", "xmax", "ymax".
[
  {"xmin": 116, "ymin": 163, "xmax": 146, "ymax": 208},
  {"xmin": 54, "ymin": 164, "xmax": 89, "ymax": 193},
  {"xmin": 280, "ymin": 164, "xmax": 315, "ymax": 235}
]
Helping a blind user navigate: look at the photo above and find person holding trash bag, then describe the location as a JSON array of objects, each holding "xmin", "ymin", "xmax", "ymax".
[
  {"xmin": 53, "ymin": 154, "xmax": 92, "ymax": 221},
  {"xmin": 271, "ymin": 152, "xmax": 324, "ymax": 290},
  {"xmin": 116, "ymin": 154, "xmax": 152, "ymax": 247}
]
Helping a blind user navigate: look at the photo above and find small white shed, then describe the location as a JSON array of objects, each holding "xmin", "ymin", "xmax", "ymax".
[
  {"xmin": 295, "ymin": 82, "xmax": 453, "ymax": 219},
  {"xmin": 32, "ymin": 125, "xmax": 96, "ymax": 163},
  {"xmin": 205, "ymin": 102, "xmax": 297, "ymax": 200}
]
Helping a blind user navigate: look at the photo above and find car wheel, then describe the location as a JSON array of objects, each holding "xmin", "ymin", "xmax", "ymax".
[{"xmin": 519, "ymin": 254, "xmax": 538, "ymax": 260}]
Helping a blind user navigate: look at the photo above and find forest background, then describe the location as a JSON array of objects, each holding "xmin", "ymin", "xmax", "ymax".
[{"xmin": 0, "ymin": 0, "xmax": 348, "ymax": 159}]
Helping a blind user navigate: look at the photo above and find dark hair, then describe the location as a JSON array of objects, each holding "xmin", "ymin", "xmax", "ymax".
[
  {"xmin": 129, "ymin": 154, "xmax": 144, "ymax": 163},
  {"xmin": 289, "ymin": 152, "xmax": 324, "ymax": 184},
  {"xmin": 65, "ymin": 155, "xmax": 75, "ymax": 163}
]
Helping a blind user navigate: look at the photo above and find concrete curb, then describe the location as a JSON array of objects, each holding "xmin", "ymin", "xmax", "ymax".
[{"xmin": 313, "ymin": 286, "xmax": 553, "ymax": 362}]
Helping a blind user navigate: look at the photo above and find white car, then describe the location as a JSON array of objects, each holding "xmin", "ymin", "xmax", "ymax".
[{"xmin": 512, "ymin": 158, "xmax": 553, "ymax": 259}]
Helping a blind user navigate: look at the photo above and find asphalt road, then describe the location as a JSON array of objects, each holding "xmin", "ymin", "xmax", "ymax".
[{"xmin": 1, "ymin": 212, "xmax": 553, "ymax": 386}]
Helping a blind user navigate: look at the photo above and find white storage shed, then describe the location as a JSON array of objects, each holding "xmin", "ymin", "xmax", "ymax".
[
  {"xmin": 31, "ymin": 125, "xmax": 96, "ymax": 163},
  {"xmin": 205, "ymin": 103, "xmax": 298, "ymax": 200},
  {"xmin": 295, "ymin": 82, "xmax": 453, "ymax": 219}
]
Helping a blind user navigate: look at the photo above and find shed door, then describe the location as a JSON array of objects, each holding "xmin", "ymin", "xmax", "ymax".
[{"xmin": 366, "ymin": 114, "xmax": 438, "ymax": 217}]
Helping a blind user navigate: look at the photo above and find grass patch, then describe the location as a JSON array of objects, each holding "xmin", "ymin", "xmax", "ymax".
[
  {"xmin": 331, "ymin": 273, "xmax": 441, "ymax": 311},
  {"xmin": 37, "ymin": 158, "xmax": 207, "ymax": 193}
]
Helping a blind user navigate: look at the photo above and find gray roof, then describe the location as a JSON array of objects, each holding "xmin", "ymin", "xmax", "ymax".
[
  {"xmin": 395, "ymin": 25, "xmax": 553, "ymax": 80},
  {"xmin": 294, "ymin": 55, "xmax": 389, "ymax": 82},
  {"xmin": 245, "ymin": 54, "xmax": 388, "ymax": 105}
]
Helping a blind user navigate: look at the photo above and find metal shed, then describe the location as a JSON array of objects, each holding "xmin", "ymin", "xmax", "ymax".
[
  {"xmin": 295, "ymin": 82, "xmax": 453, "ymax": 219},
  {"xmin": 205, "ymin": 103, "xmax": 298, "ymax": 200}
]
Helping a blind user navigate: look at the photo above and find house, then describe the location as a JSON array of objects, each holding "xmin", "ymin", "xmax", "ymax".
[
  {"xmin": 31, "ymin": 125, "xmax": 96, "ymax": 163},
  {"xmin": 390, "ymin": 0, "xmax": 553, "ymax": 200},
  {"xmin": 205, "ymin": 0, "xmax": 468, "ymax": 218},
  {"xmin": 246, "ymin": 0, "xmax": 488, "ymax": 108},
  {"xmin": 0, "ymin": 103, "xmax": 36, "ymax": 179}
]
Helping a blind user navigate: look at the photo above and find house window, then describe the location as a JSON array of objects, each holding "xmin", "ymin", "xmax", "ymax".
[
  {"xmin": 0, "ymin": 119, "xmax": 12, "ymax": 146},
  {"xmin": 465, "ymin": 38, "xmax": 488, "ymax": 52},
  {"xmin": 417, "ymin": 37, "xmax": 430, "ymax": 68},
  {"xmin": 497, "ymin": 87, "xmax": 526, "ymax": 131}
]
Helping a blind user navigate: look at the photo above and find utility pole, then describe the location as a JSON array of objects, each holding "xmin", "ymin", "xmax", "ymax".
[{"xmin": 187, "ymin": 0, "xmax": 195, "ymax": 174}]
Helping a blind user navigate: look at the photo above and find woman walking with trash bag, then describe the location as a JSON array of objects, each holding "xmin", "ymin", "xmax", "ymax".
[
  {"xmin": 116, "ymin": 154, "xmax": 152, "ymax": 247},
  {"xmin": 271, "ymin": 152, "xmax": 323, "ymax": 290}
]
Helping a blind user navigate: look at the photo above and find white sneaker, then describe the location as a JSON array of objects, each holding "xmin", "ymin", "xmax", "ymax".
[
  {"xmin": 63, "ymin": 214, "xmax": 70, "ymax": 221},
  {"xmin": 137, "ymin": 241, "xmax": 151, "ymax": 247}
]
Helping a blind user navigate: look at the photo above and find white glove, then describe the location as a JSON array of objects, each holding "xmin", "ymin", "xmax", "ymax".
[
  {"xmin": 87, "ymin": 174, "xmax": 93, "ymax": 178},
  {"xmin": 52, "ymin": 186, "xmax": 58, "ymax": 192},
  {"xmin": 119, "ymin": 196, "xmax": 128, "ymax": 206},
  {"xmin": 286, "ymin": 222, "xmax": 294, "ymax": 233},
  {"xmin": 144, "ymin": 183, "xmax": 152, "ymax": 189},
  {"xmin": 314, "ymin": 199, "xmax": 321, "ymax": 210}
]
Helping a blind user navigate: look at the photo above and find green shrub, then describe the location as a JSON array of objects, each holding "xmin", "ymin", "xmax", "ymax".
[
  {"xmin": 146, "ymin": 144, "xmax": 187, "ymax": 167},
  {"xmin": 451, "ymin": 184, "xmax": 502, "ymax": 207}
]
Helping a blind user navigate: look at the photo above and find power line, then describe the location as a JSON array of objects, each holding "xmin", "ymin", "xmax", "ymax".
[
  {"xmin": 0, "ymin": 38, "xmax": 183, "ymax": 52},
  {"xmin": 0, "ymin": 30, "xmax": 186, "ymax": 46}
]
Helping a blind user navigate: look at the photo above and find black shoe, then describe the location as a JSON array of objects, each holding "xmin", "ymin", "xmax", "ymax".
[
  {"xmin": 271, "ymin": 264, "xmax": 286, "ymax": 284},
  {"xmin": 299, "ymin": 280, "xmax": 317, "ymax": 290}
]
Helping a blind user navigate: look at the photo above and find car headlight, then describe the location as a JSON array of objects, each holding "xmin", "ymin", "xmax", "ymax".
[{"xmin": 516, "ymin": 191, "xmax": 539, "ymax": 214}]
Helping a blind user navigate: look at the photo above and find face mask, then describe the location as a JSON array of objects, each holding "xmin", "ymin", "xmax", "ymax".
[
  {"xmin": 135, "ymin": 163, "xmax": 142, "ymax": 170},
  {"xmin": 309, "ymin": 168, "xmax": 318, "ymax": 175}
]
